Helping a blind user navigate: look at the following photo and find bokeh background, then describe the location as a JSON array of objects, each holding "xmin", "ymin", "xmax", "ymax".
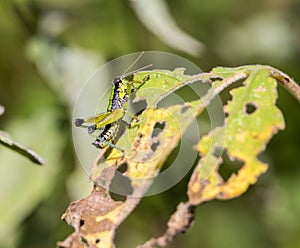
[{"xmin": 0, "ymin": 0, "xmax": 299, "ymax": 247}]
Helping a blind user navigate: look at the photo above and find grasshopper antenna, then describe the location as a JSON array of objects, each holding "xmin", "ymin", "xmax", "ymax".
[
  {"xmin": 123, "ymin": 64, "xmax": 153, "ymax": 78},
  {"xmin": 121, "ymin": 52, "xmax": 153, "ymax": 78},
  {"xmin": 122, "ymin": 52, "xmax": 145, "ymax": 76}
]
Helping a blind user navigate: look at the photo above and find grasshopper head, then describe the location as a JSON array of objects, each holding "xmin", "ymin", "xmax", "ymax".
[{"xmin": 113, "ymin": 77, "xmax": 122, "ymax": 85}]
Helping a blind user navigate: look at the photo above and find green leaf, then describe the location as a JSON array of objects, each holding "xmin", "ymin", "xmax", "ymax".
[{"xmin": 133, "ymin": 68, "xmax": 198, "ymax": 107}]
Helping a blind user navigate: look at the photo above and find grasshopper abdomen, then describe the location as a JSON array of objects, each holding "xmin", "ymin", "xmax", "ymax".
[{"xmin": 93, "ymin": 122, "xmax": 120, "ymax": 149}]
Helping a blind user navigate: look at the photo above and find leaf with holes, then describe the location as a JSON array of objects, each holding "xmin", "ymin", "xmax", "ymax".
[
  {"xmin": 60, "ymin": 65, "xmax": 300, "ymax": 248},
  {"xmin": 60, "ymin": 68, "xmax": 221, "ymax": 247},
  {"xmin": 188, "ymin": 68, "xmax": 285, "ymax": 204},
  {"xmin": 89, "ymin": 68, "xmax": 210, "ymax": 186}
]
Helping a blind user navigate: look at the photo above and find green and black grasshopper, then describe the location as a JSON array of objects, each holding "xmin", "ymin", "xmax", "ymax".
[{"xmin": 75, "ymin": 53, "xmax": 151, "ymax": 152}]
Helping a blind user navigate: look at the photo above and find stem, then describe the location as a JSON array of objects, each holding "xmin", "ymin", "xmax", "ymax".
[{"xmin": 267, "ymin": 66, "xmax": 300, "ymax": 103}]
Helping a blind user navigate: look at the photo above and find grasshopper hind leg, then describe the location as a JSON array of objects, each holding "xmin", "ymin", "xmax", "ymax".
[
  {"xmin": 88, "ymin": 125, "xmax": 97, "ymax": 134},
  {"xmin": 75, "ymin": 118, "xmax": 84, "ymax": 127},
  {"xmin": 75, "ymin": 118, "xmax": 97, "ymax": 134},
  {"xmin": 92, "ymin": 138, "xmax": 124, "ymax": 154}
]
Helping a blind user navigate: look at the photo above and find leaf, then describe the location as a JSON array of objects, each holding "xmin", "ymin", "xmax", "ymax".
[
  {"xmin": 60, "ymin": 65, "xmax": 298, "ymax": 248},
  {"xmin": 60, "ymin": 69, "xmax": 211, "ymax": 247},
  {"xmin": 139, "ymin": 66, "xmax": 299, "ymax": 247},
  {"xmin": 133, "ymin": 68, "xmax": 198, "ymax": 107},
  {"xmin": 0, "ymin": 130, "xmax": 45, "ymax": 165},
  {"xmin": 60, "ymin": 67, "xmax": 249, "ymax": 247},
  {"xmin": 188, "ymin": 68, "xmax": 285, "ymax": 204},
  {"xmin": 90, "ymin": 69, "xmax": 211, "ymax": 188}
]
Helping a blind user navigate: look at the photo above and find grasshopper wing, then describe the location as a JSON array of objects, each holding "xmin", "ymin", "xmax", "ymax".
[
  {"xmin": 75, "ymin": 109, "xmax": 125, "ymax": 131},
  {"xmin": 95, "ymin": 109, "xmax": 125, "ymax": 128}
]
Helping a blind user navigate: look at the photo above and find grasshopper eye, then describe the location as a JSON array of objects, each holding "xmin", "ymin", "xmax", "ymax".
[{"xmin": 113, "ymin": 77, "xmax": 122, "ymax": 85}]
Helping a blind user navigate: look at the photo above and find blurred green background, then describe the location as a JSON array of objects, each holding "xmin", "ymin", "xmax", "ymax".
[{"xmin": 0, "ymin": 0, "xmax": 299, "ymax": 247}]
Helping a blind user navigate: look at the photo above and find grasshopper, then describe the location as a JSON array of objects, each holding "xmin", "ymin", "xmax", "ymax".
[{"xmin": 75, "ymin": 53, "xmax": 151, "ymax": 153}]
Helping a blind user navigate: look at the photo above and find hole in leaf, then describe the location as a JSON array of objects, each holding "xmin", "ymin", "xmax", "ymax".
[
  {"xmin": 95, "ymin": 238, "xmax": 100, "ymax": 244},
  {"xmin": 109, "ymin": 191, "xmax": 127, "ymax": 202},
  {"xmin": 210, "ymin": 76, "xmax": 224, "ymax": 82},
  {"xmin": 212, "ymin": 146, "xmax": 224, "ymax": 158},
  {"xmin": 151, "ymin": 122, "xmax": 166, "ymax": 138},
  {"xmin": 81, "ymin": 237, "xmax": 89, "ymax": 246},
  {"xmin": 218, "ymin": 150, "xmax": 244, "ymax": 181},
  {"xmin": 151, "ymin": 140, "xmax": 160, "ymax": 151},
  {"xmin": 117, "ymin": 163, "xmax": 128, "ymax": 173},
  {"xmin": 181, "ymin": 105, "xmax": 190, "ymax": 114},
  {"xmin": 109, "ymin": 172, "xmax": 133, "ymax": 200},
  {"xmin": 245, "ymin": 102, "xmax": 257, "ymax": 115},
  {"xmin": 79, "ymin": 219, "xmax": 85, "ymax": 227},
  {"xmin": 221, "ymin": 79, "xmax": 245, "ymax": 104}
]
